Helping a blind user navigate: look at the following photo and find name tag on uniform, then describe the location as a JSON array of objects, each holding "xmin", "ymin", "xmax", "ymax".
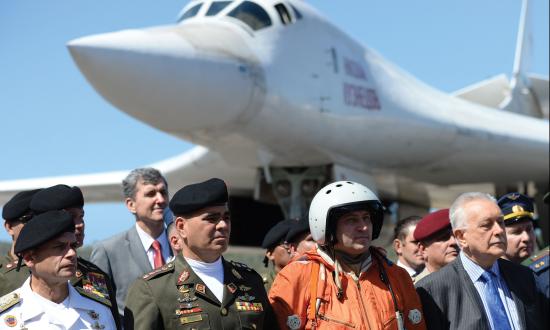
[{"xmin": 180, "ymin": 314, "xmax": 203, "ymax": 324}]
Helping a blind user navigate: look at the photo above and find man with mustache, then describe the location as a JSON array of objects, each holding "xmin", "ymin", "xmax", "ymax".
[
  {"xmin": 30, "ymin": 184, "xmax": 120, "ymax": 328},
  {"xmin": 124, "ymin": 178, "xmax": 276, "ymax": 330},
  {"xmin": 416, "ymin": 192, "xmax": 547, "ymax": 330},
  {"xmin": 413, "ymin": 209, "xmax": 459, "ymax": 283},
  {"xmin": 0, "ymin": 210, "xmax": 116, "ymax": 329}
]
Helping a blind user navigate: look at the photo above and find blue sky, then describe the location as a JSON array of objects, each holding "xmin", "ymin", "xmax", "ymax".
[{"xmin": 0, "ymin": 0, "xmax": 548, "ymax": 243}]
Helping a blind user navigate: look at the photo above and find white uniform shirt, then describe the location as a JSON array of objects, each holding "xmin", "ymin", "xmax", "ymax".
[{"xmin": 0, "ymin": 278, "xmax": 116, "ymax": 330}]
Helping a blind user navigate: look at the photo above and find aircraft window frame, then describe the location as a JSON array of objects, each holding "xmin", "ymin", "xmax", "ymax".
[
  {"xmin": 178, "ymin": 3, "xmax": 203, "ymax": 22},
  {"xmin": 206, "ymin": 1, "xmax": 232, "ymax": 16},
  {"xmin": 274, "ymin": 3, "xmax": 292, "ymax": 25},
  {"xmin": 289, "ymin": 4, "xmax": 302, "ymax": 19},
  {"xmin": 227, "ymin": 1, "xmax": 272, "ymax": 31}
]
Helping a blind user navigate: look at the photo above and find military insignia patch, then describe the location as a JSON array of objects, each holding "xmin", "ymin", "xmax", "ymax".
[
  {"xmin": 177, "ymin": 271, "xmax": 190, "ymax": 285},
  {"xmin": 227, "ymin": 283, "xmax": 237, "ymax": 293},
  {"xmin": 287, "ymin": 315, "xmax": 301, "ymax": 330},
  {"xmin": 195, "ymin": 284, "xmax": 206, "ymax": 295},
  {"xmin": 91, "ymin": 320, "xmax": 105, "ymax": 329},
  {"xmin": 0, "ymin": 293, "xmax": 20, "ymax": 314},
  {"xmin": 408, "ymin": 309, "xmax": 422, "ymax": 324},
  {"xmin": 3, "ymin": 315, "xmax": 17, "ymax": 327},
  {"xmin": 232, "ymin": 268, "xmax": 243, "ymax": 279},
  {"xmin": 180, "ymin": 314, "xmax": 203, "ymax": 325},
  {"xmin": 237, "ymin": 293, "xmax": 255, "ymax": 302},
  {"xmin": 178, "ymin": 293, "xmax": 198, "ymax": 303},
  {"xmin": 508, "ymin": 193, "xmax": 520, "ymax": 200},
  {"xmin": 236, "ymin": 302, "xmax": 263, "ymax": 311},
  {"xmin": 88, "ymin": 310, "xmax": 99, "ymax": 320},
  {"xmin": 239, "ymin": 285, "xmax": 251, "ymax": 292}
]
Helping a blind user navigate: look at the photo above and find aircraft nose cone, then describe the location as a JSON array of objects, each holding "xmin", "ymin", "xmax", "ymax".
[{"xmin": 68, "ymin": 27, "xmax": 261, "ymax": 134}]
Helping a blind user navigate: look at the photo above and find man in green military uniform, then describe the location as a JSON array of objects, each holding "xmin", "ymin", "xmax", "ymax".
[
  {"xmin": 30, "ymin": 184, "xmax": 121, "ymax": 329},
  {"xmin": 260, "ymin": 219, "xmax": 294, "ymax": 291},
  {"xmin": 0, "ymin": 189, "xmax": 42, "ymax": 296},
  {"xmin": 124, "ymin": 178, "xmax": 276, "ymax": 329}
]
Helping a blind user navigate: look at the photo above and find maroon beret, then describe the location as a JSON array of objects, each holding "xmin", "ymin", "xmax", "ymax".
[{"xmin": 413, "ymin": 209, "xmax": 451, "ymax": 242}]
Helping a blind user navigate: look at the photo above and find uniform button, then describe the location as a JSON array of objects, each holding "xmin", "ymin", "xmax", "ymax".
[{"xmin": 221, "ymin": 308, "xmax": 228, "ymax": 316}]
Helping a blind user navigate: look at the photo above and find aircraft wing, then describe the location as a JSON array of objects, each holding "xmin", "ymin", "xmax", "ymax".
[
  {"xmin": 0, "ymin": 146, "xmax": 256, "ymax": 205},
  {"xmin": 452, "ymin": 74, "xmax": 510, "ymax": 109}
]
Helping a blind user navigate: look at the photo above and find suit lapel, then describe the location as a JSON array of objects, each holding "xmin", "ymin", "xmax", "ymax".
[
  {"xmin": 453, "ymin": 257, "xmax": 491, "ymax": 329},
  {"xmin": 127, "ymin": 226, "xmax": 152, "ymax": 274},
  {"xmin": 498, "ymin": 259, "xmax": 527, "ymax": 329}
]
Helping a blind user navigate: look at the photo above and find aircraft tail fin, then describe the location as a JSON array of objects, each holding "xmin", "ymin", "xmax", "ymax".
[{"xmin": 454, "ymin": 0, "xmax": 548, "ymax": 119}]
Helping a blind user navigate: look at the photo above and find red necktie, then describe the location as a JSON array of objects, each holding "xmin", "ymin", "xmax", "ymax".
[{"xmin": 152, "ymin": 240, "xmax": 165, "ymax": 268}]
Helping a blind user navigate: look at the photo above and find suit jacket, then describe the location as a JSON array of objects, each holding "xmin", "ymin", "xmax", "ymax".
[
  {"xmin": 91, "ymin": 225, "xmax": 171, "ymax": 316},
  {"xmin": 416, "ymin": 257, "xmax": 547, "ymax": 330}
]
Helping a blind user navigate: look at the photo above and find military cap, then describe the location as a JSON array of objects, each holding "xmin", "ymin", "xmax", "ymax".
[
  {"xmin": 262, "ymin": 220, "xmax": 295, "ymax": 249},
  {"xmin": 169, "ymin": 178, "xmax": 228, "ymax": 215},
  {"xmin": 30, "ymin": 184, "xmax": 84, "ymax": 214},
  {"xmin": 498, "ymin": 192, "xmax": 535, "ymax": 225},
  {"xmin": 2, "ymin": 189, "xmax": 42, "ymax": 222},
  {"xmin": 286, "ymin": 217, "xmax": 310, "ymax": 243},
  {"xmin": 14, "ymin": 210, "xmax": 75, "ymax": 255},
  {"xmin": 413, "ymin": 209, "xmax": 451, "ymax": 242}
]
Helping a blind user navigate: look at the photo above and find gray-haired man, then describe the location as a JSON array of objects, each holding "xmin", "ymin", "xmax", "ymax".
[{"xmin": 90, "ymin": 168, "xmax": 173, "ymax": 316}]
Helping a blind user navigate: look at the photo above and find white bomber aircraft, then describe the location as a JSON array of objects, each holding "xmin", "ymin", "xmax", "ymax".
[{"xmin": 0, "ymin": 0, "xmax": 548, "ymax": 234}]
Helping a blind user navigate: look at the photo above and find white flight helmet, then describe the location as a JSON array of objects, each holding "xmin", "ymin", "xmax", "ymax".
[{"xmin": 309, "ymin": 181, "xmax": 384, "ymax": 246}]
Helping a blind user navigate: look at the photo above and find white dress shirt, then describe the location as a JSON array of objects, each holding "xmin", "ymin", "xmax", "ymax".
[
  {"xmin": 135, "ymin": 223, "xmax": 171, "ymax": 269},
  {"xmin": 459, "ymin": 252, "xmax": 521, "ymax": 330},
  {"xmin": 396, "ymin": 259, "xmax": 421, "ymax": 278},
  {"xmin": 0, "ymin": 278, "xmax": 116, "ymax": 330}
]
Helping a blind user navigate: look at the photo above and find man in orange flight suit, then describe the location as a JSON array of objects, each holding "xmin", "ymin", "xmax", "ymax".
[{"xmin": 269, "ymin": 181, "xmax": 426, "ymax": 330}]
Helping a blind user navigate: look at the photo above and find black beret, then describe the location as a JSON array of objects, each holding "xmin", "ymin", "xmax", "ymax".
[
  {"xmin": 262, "ymin": 220, "xmax": 295, "ymax": 249},
  {"xmin": 169, "ymin": 178, "xmax": 228, "ymax": 215},
  {"xmin": 498, "ymin": 192, "xmax": 535, "ymax": 225},
  {"xmin": 286, "ymin": 217, "xmax": 310, "ymax": 243},
  {"xmin": 30, "ymin": 184, "xmax": 84, "ymax": 214},
  {"xmin": 2, "ymin": 189, "xmax": 43, "ymax": 222},
  {"xmin": 14, "ymin": 210, "xmax": 75, "ymax": 255}
]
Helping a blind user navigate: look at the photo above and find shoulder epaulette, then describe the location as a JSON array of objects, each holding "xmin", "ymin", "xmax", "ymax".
[
  {"xmin": 230, "ymin": 260, "xmax": 254, "ymax": 272},
  {"xmin": 75, "ymin": 287, "xmax": 111, "ymax": 307},
  {"xmin": 0, "ymin": 293, "xmax": 21, "ymax": 314},
  {"xmin": 77, "ymin": 257, "xmax": 104, "ymax": 274},
  {"xmin": 142, "ymin": 261, "xmax": 175, "ymax": 280}
]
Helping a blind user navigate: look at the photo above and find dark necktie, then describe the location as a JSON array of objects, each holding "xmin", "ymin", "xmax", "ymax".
[
  {"xmin": 480, "ymin": 270, "xmax": 512, "ymax": 330},
  {"xmin": 152, "ymin": 240, "xmax": 165, "ymax": 268}
]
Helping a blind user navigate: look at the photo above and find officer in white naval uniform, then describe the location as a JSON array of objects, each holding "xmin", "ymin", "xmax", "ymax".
[{"xmin": 0, "ymin": 210, "xmax": 115, "ymax": 330}]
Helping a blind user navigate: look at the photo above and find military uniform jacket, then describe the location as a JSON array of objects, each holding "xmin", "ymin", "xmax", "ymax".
[
  {"xmin": 0, "ymin": 255, "xmax": 30, "ymax": 296},
  {"xmin": 124, "ymin": 254, "xmax": 277, "ymax": 330},
  {"xmin": 72, "ymin": 257, "xmax": 121, "ymax": 329},
  {"xmin": 523, "ymin": 246, "xmax": 549, "ymax": 299},
  {"xmin": 0, "ymin": 278, "xmax": 116, "ymax": 330}
]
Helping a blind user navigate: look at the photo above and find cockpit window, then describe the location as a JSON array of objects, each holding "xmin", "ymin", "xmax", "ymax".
[
  {"xmin": 179, "ymin": 3, "xmax": 202, "ymax": 22},
  {"xmin": 227, "ymin": 1, "xmax": 272, "ymax": 31},
  {"xmin": 274, "ymin": 3, "xmax": 292, "ymax": 25},
  {"xmin": 289, "ymin": 4, "xmax": 302, "ymax": 19},
  {"xmin": 206, "ymin": 1, "xmax": 231, "ymax": 16}
]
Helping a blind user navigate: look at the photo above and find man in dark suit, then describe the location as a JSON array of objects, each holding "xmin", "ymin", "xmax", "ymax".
[
  {"xmin": 416, "ymin": 192, "xmax": 547, "ymax": 330},
  {"xmin": 91, "ymin": 168, "xmax": 173, "ymax": 316}
]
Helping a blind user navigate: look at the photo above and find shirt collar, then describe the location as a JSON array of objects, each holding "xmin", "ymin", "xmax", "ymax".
[
  {"xmin": 135, "ymin": 223, "xmax": 168, "ymax": 253},
  {"xmin": 459, "ymin": 251, "xmax": 500, "ymax": 282},
  {"xmin": 397, "ymin": 260, "xmax": 418, "ymax": 277}
]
